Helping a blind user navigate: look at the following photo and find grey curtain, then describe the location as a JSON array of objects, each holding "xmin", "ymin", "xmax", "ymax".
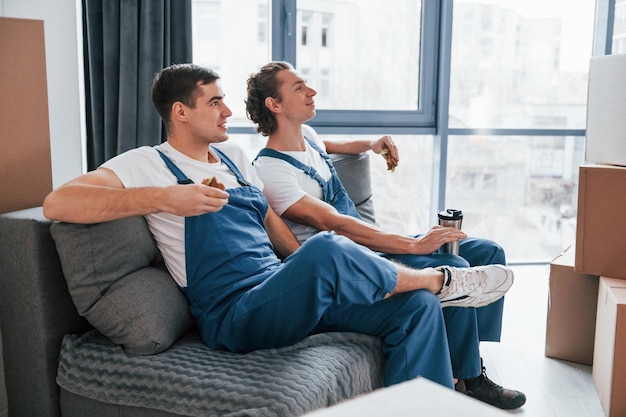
[{"xmin": 83, "ymin": 0, "xmax": 192, "ymax": 170}]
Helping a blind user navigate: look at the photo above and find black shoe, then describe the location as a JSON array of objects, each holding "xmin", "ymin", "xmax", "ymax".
[{"xmin": 455, "ymin": 366, "xmax": 526, "ymax": 410}]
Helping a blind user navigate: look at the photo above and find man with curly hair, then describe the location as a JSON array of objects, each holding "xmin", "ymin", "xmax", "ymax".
[{"xmin": 246, "ymin": 61, "xmax": 526, "ymax": 410}]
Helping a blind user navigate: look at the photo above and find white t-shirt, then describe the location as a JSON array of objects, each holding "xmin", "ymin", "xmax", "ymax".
[
  {"xmin": 253, "ymin": 125, "xmax": 331, "ymax": 242},
  {"xmin": 101, "ymin": 141, "xmax": 264, "ymax": 287}
]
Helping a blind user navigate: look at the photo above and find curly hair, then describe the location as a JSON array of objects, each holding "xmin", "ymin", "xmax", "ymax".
[
  {"xmin": 245, "ymin": 61, "xmax": 293, "ymax": 136},
  {"xmin": 151, "ymin": 64, "xmax": 220, "ymax": 128}
]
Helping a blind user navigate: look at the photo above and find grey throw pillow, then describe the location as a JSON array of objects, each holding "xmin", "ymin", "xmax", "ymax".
[{"xmin": 51, "ymin": 216, "xmax": 193, "ymax": 355}]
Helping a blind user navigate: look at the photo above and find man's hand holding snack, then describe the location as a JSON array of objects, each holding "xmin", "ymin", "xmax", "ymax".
[
  {"xmin": 202, "ymin": 176, "xmax": 226, "ymax": 190},
  {"xmin": 374, "ymin": 135, "xmax": 399, "ymax": 172}
]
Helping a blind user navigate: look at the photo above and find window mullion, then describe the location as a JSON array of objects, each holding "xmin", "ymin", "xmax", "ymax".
[{"xmin": 272, "ymin": 0, "xmax": 297, "ymax": 63}]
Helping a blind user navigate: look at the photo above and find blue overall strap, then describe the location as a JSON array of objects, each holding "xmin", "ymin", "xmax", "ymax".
[
  {"xmin": 210, "ymin": 146, "xmax": 252, "ymax": 187},
  {"xmin": 156, "ymin": 149, "xmax": 194, "ymax": 184},
  {"xmin": 157, "ymin": 147, "xmax": 252, "ymax": 187},
  {"xmin": 303, "ymin": 137, "xmax": 339, "ymax": 175},
  {"xmin": 254, "ymin": 147, "xmax": 327, "ymax": 189},
  {"xmin": 302, "ymin": 138, "xmax": 362, "ymax": 220}
]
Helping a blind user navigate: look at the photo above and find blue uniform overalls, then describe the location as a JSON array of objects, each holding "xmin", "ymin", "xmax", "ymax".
[
  {"xmin": 255, "ymin": 139, "xmax": 506, "ymax": 379},
  {"xmin": 158, "ymin": 147, "xmax": 454, "ymax": 388}
]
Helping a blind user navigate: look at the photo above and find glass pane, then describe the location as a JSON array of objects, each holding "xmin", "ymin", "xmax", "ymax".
[
  {"xmin": 192, "ymin": 0, "xmax": 271, "ymax": 127},
  {"xmin": 317, "ymin": 134, "xmax": 434, "ymax": 234},
  {"xmin": 369, "ymin": 135, "xmax": 434, "ymax": 234},
  {"xmin": 449, "ymin": 0, "xmax": 595, "ymax": 129},
  {"xmin": 614, "ymin": 0, "xmax": 626, "ymax": 54},
  {"xmin": 296, "ymin": 0, "xmax": 422, "ymax": 111},
  {"xmin": 230, "ymin": 133, "xmax": 266, "ymax": 162},
  {"xmin": 445, "ymin": 135, "xmax": 585, "ymax": 261}
]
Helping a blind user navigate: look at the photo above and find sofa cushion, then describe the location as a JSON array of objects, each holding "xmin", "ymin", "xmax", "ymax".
[
  {"xmin": 50, "ymin": 216, "xmax": 193, "ymax": 355},
  {"xmin": 57, "ymin": 329, "xmax": 384, "ymax": 417}
]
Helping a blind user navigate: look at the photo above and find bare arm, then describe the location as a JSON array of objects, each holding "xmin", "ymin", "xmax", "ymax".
[
  {"xmin": 282, "ymin": 194, "xmax": 466, "ymax": 255},
  {"xmin": 264, "ymin": 206, "xmax": 301, "ymax": 259},
  {"xmin": 324, "ymin": 135, "xmax": 399, "ymax": 171},
  {"xmin": 43, "ymin": 168, "xmax": 229, "ymax": 224},
  {"xmin": 324, "ymin": 139, "xmax": 376, "ymax": 154}
]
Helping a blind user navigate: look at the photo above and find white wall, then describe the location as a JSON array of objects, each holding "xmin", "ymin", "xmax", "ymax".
[{"xmin": 1, "ymin": 0, "xmax": 85, "ymax": 187}]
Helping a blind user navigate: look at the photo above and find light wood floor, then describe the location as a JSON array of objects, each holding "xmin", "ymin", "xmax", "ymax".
[{"xmin": 480, "ymin": 264, "xmax": 605, "ymax": 416}]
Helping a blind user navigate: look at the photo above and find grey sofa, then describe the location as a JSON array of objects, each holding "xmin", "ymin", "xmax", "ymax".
[{"xmin": 0, "ymin": 153, "xmax": 383, "ymax": 417}]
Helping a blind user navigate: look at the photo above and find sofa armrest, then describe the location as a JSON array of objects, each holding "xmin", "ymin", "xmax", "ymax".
[{"xmin": 0, "ymin": 207, "xmax": 90, "ymax": 417}]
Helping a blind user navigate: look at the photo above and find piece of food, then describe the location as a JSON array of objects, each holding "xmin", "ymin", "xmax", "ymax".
[
  {"xmin": 380, "ymin": 148, "xmax": 397, "ymax": 172},
  {"xmin": 201, "ymin": 176, "xmax": 226, "ymax": 190}
]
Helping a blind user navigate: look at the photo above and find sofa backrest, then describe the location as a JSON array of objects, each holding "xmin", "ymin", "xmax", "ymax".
[{"xmin": 0, "ymin": 207, "xmax": 90, "ymax": 417}]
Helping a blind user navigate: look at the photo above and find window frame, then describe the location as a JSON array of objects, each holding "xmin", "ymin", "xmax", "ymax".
[{"xmin": 271, "ymin": 0, "xmax": 440, "ymax": 129}]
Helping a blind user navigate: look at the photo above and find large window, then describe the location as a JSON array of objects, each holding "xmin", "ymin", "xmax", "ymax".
[
  {"xmin": 449, "ymin": 0, "xmax": 594, "ymax": 130},
  {"xmin": 445, "ymin": 135, "xmax": 582, "ymax": 260},
  {"xmin": 192, "ymin": 0, "xmax": 616, "ymax": 263},
  {"xmin": 192, "ymin": 0, "xmax": 436, "ymax": 129},
  {"xmin": 192, "ymin": 0, "xmax": 271, "ymax": 127},
  {"xmin": 290, "ymin": 0, "xmax": 438, "ymax": 128},
  {"xmin": 446, "ymin": 0, "xmax": 595, "ymax": 261},
  {"xmin": 295, "ymin": 2, "xmax": 422, "ymax": 112}
]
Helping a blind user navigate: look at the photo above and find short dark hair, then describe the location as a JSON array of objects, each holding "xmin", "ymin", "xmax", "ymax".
[
  {"xmin": 151, "ymin": 64, "xmax": 220, "ymax": 127},
  {"xmin": 245, "ymin": 61, "xmax": 293, "ymax": 136}
]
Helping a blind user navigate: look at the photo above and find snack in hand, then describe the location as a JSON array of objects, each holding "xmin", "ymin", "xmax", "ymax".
[
  {"xmin": 201, "ymin": 176, "xmax": 226, "ymax": 190},
  {"xmin": 380, "ymin": 147, "xmax": 397, "ymax": 172}
]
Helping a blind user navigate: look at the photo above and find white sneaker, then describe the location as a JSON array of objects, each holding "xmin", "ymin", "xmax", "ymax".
[{"xmin": 437, "ymin": 265, "xmax": 513, "ymax": 308}]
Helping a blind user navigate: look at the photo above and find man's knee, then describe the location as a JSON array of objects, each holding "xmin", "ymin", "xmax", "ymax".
[
  {"xmin": 461, "ymin": 237, "xmax": 506, "ymax": 265},
  {"xmin": 300, "ymin": 232, "xmax": 363, "ymax": 262},
  {"xmin": 294, "ymin": 232, "xmax": 396, "ymax": 298},
  {"xmin": 398, "ymin": 290, "xmax": 443, "ymax": 320},
  {"xmin": 481, "ymin": 239, "xmax": 506, "ymax": 264},
  {"xmin": 435, "ymin": 254, "xmax": 470, "ymax": 268}
]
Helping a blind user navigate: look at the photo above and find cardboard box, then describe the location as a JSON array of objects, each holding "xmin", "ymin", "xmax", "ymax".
[
  {"xmin": 303, "ymin": 377, "xmax": 507, "ymax": 416},
  {"xmin": 0, "ymin": 17, "xmax": 52, "ymax": 214},
  {"xmin": 585, "ymin": 54, "xmax": 626, "ymax": 167},
  {"xmin": 545, "ymin": 248, "xmax": 599, "ymax": 365},
  {"xmin": 592, "ymin": 277, "xmax": 626, "ymax": 417},
  {"xmin": 575, "ymin": 165, "xmax": 626, "ymax": 279}
]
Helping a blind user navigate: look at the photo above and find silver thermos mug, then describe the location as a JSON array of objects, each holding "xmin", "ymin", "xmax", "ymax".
[{"xmin": 438, "ymin": 209, "xmax": 463, "ymax": 255}]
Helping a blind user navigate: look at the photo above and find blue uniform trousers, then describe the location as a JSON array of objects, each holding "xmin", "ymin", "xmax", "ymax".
[
  {"xmin": 209, "ymin": 233, "xmax": 455, "ymax": 389},
  {"xmin": 385, "ymin": 236, "xmax": 506, "ymax": 379}
]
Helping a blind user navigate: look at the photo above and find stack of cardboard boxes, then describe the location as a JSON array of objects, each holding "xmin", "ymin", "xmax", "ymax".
[{"xmin": 545, "ymin": 53, "xmax": 626, "ymax": 417}]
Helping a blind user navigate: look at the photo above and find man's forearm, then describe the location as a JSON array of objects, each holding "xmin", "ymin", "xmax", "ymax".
[
  {"xmin": 264, "ymin": 208, "xmax": 301, "ymax": 259},
  {"xmin": 43, "ymin": 184, "xmax": 164, "ymax": 224},
  {"xmin": 324, "ymin": 139, "xmax": 373, "ymax": 155},
  {"xmin": 331, "ymin": 217, "xmax": 423, "ymax": 255}
]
